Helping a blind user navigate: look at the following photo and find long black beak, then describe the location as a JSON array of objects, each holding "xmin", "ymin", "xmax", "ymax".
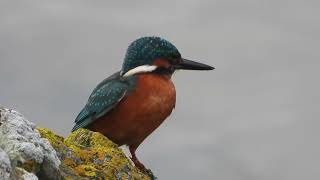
[{"xmin": 173, "ymin": 58, "xmax": 214, "ymax": 70}]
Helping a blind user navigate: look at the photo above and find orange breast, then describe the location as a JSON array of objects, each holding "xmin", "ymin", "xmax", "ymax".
[{"xmin": 89, "ymin": 73, "xmax": 176, "ymax": 147}]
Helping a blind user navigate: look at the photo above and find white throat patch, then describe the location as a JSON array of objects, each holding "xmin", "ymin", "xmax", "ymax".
[{"xmin": 123, "ymin": 65, "xmax": 157, "ymax": 77}]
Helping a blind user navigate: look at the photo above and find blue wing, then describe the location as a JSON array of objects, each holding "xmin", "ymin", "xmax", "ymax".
[{"xmin": 72, "ymin": 72, "xmax": 135, "ymax": 131}]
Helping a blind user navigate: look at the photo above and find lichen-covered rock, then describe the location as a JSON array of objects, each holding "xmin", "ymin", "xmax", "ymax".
[
  {"xmin": 0, "ymin": 107, "xmax": 151, "ymax": 180},
  {"xmin": 38, "ymin": 128, "xmax": 151, "ymax": 180}
]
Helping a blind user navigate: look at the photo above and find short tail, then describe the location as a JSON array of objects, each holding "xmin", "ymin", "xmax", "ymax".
[{"xmin": 72, "ymin": 108, "xmax": 93, "ymax": 132}]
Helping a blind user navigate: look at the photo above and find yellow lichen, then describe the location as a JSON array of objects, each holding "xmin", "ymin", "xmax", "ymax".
[
  {"xmin": 74, "ymin": 165, "xmax": 97, "ymax": 177},
  {"xmin": 37, "ymin": 127, "xmax": 64, "ymax": 144},
  {"xmin": 37, "ymin": 127, "xmax": 66, "ymax": 152},
  {"xmin": 37, "ymin": 127, "xmax": 151, "ymax": 180}
]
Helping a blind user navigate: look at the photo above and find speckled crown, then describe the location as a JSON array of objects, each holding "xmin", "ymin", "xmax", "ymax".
[{"xmin": 121, "ymin": 36, "xmax": 181, "ymax": 74}]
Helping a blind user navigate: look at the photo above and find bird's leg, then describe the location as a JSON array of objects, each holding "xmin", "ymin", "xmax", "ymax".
[
  {"xmin": 129, "ymin": 146, "xmax": 157, "ymax": 180},
  {"xmin": 129, "ymin": 146, "xmax": 146, "ymax": 171}
]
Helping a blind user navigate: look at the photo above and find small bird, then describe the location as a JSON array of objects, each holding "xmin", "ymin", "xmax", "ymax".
[{"xmin": 72, "ymin": 36, "xmax": 214, "ymax": 172}]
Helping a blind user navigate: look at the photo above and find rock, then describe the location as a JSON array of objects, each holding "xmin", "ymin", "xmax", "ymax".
[
  {"xmin": 16, "ymin": 167, "xmax": 39, "ymax": 180},
  {"xmin": 0, "ymin": 108, "xmax": 151, "ymax": 180},
  {"xmin": 0, "ymin": 148, "xmax": 11, "ymax": 179},
  {"xmin": 37, "ymin": 128, "xmax": 151, "ymax": 180},
  {"xmin": 0, "ymin": 107, "xmax": 60, "ymax": 180}
]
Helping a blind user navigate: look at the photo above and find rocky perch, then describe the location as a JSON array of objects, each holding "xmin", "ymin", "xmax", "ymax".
[{"xmin": 0, "ymin": 108, "xmax": 151, "ymax": 180}]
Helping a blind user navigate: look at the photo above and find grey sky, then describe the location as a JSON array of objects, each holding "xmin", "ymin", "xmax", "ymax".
[{"xmin": 1, "ymin": 0, "xmax": 320, "ymax": 179}]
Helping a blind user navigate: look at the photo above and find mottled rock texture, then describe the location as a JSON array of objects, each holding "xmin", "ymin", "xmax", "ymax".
[
  {"xmin": 0, "ymin": 108, "xmax": 60, "ymax": 180},
  {"xmin": 0, "ymin": 108, "xmax": 151, "ymax": 180},
  {"xmin": 0, "ymin": 147, "xmax": 11, "ymax": 179}
]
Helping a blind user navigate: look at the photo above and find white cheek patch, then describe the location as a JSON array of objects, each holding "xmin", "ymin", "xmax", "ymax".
[{"xmin": 123, "ymin": 65, "xmax": 157, "ymax": 77}]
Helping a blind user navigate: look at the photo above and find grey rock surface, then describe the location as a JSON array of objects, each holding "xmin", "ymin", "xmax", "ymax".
[
  {"xmin": 16, "ymin": 167, "xmax": 39, "ymax": 180},
  {"xmin": 0, "ymin": 148, "xmax": 11, "ymax": 180},
  {"xmin": 0, "ymin": 107, "xmax": 60, "ymax": 180}
]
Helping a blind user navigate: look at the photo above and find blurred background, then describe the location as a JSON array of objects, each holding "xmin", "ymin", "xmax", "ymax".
[{"xmin": 1, "ymin": 0, "xmax": 320, "ymax": 179}]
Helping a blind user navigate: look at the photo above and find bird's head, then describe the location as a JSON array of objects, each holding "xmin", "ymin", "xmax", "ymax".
[{"xmin": 121, "ymin": 36, "xmax": 214, "ymax": 77}]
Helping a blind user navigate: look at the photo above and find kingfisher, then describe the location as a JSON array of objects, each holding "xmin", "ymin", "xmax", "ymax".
[{"xmin": 72, "ymin": 36, "xmax": 214, "ymax": 173}]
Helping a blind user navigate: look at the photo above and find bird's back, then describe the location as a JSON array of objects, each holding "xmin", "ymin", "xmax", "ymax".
[{"xmin": 72, "ymin": 71, "xmax": 134, "ymax": 131}]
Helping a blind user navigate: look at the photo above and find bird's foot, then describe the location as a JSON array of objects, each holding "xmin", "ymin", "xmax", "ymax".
[
  {"xmin": 131, "ymin": 158, "xmax": 157, "ymax": 180},
  {"xmin": 143, "ymin": 168, "xmax": 157, "ymax": 180},
  {"xmin": 129, "ymin": 146, "xmax": 157, "ymax": 179},
  {"xmin": 136, "ymin": 165, "xmax": 157, "ymax": 180}
]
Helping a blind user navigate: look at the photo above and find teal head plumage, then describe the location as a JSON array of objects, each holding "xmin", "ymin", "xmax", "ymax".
[
  {"xmin": 121, "ymin": 36, "xmax": 181, "ymax": 75},
  {"xmin": 121, "ymin": 36, "xmax": 214, "ymax": 76}
]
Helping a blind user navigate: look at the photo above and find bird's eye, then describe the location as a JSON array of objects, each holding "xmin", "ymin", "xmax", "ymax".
[{"xmin": 168, "ymin": 57, "xmax": 181, "ymax": 65}]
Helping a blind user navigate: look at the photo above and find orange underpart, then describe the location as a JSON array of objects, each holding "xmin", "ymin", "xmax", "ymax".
[{"xmin": 89, "ymin": 73, "xmax": 176, "ymax": 148}]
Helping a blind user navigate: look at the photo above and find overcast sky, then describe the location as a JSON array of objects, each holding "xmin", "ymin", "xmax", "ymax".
[{"xmin": 1, "ymin": 0, "xmax": 320, "ymax": 179}]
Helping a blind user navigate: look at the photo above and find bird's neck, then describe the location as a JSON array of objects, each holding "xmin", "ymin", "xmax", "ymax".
[
  {"xmin": 135, "ymin": 73, "xmax": 175, "ymax": 97},
  {"xmin": 135, "ymin": 72, "xmax": 172, "ymax": 82}
]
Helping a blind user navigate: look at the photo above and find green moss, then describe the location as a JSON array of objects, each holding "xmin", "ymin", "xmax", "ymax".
[{"xmin": 37, "ymin": 128, "xmax": 150, "ymax": 180}]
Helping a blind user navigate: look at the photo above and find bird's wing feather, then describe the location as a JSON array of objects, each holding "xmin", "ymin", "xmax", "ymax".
[{"xmin": 72, "ymin": 71, "xmax": 133, "ymax": 131}]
